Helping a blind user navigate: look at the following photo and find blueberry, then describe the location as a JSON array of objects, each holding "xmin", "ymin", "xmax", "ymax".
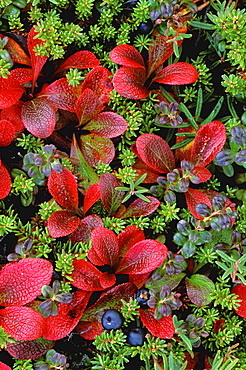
[
  {"xmin": 126, "ymin": 328, "xmax": 146, "ymax": 346},
  {"xmin": 135, "ymin": 288, "xmax": 150, "ymax": 308},
  {"xmin": 101, "ymin": 309, "xmax": 124, "ymax": 330},
  {"xmin": 138, "ymin": 20, "xmax": 153, "ymax": 34}
]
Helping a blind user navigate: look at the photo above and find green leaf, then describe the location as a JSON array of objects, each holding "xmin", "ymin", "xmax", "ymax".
[
  {"xmin": 189, "ymin": 20, "xmax": 214, "ymax": 30},
  {"xmin": 200, "ymin": 96, "xmax": 224, "ymax": 126},
  {"xmin": 195, "ymin": 87, "xmax": 203, "ymax": 120},
  {"xmin": 185, "ymin": 274, "xmax": 215, "ymax": 306},
  {"xmin": 171, "ymin": 137, "xmax": 194, "ymax": 150},
  {"xmin": 179, "ymin": 102, "xmax": 198, "ymax": 129}
]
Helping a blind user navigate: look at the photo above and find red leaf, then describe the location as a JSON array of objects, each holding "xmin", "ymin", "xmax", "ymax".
[
  {"xmin": 0, "ymin": 161, "xmax": 11, "ymax": 200},
  {"xmin": 48, "ymin": 168, "xmax": 78, "ymax": 211},
  {"xmin": 1, "ymin": 101, "xmax": 25, "ymax": 132},
  {"xmin": 0, "ymin": 306, "xmax": 44, "ymax": 341},
  {"xmin": 231, "ymin": 284, "xmax": 246, "ymax": 318},
  {"xmin": 133, "ymin": 157, "xmax": 161, "ymax": 183},
  {"xmin": 2, "ymin": 35, "xmax": 31, "ymax": 66},
  {"xmin": 48, "ymin": 210, "xmax": 80, "ymax": 238},
  {"xmin": 83, "ymin": 111, "xmax": 128, "ymax": 138},
  {"xmin": 136, "ymin": 134, "xmax": 175, "ymax": 173},
  {"xmin": 6, "ymin": 337, "xmax": 55, "ymax": 360},
  {"xmin": 175, "ymin": 126, "xmax": 196, "ymax": 162},
  {"xmin": 83, "ymin": 183, "xmax": 101, "ymax": 214},
  {"xmin": 191, "ymin": 121, "xmax": 227, "ymax": 167},
  {"xmin": 110, "ymin": 44, "xmax": 145, "ymax": 68},
  {"xmin": 115, "ymin": 239, "xmax": 167, "ymax": 274},
  {"xmin": 119, "ymin": 196, "xmax": 160, "ymax": 219},
  {"xmin": 112, "ymin": 66, "xmax": 149, "ymax": 100},
  {"xmin": 192, "ymin": 166, "xmax": 212, "ymax": 183},
  {"xmin": 0, "ymin": 257, "xmax": 53, "ymax": 306},
  {"xmin": 0, "ymin": 120, "xmax": 15, "ymax": 146},
  {"xmin": 55, "ymin": 50, "xmax": 100, "ymax": 74},
  {"xmin": 99, "ymin": 173, "xmax": 125, "ymax": 215},
  {"xmin": 80, "ymin": 134, "xmax": 115, "ymax": 166},
  {"xmin": 0, "ymin": 362, "xmax": 11, "ymax": 370},
  {"xmin": 81, "ymin": 66, "xmax": 112, "ymax": 106},
  {"xmin": 75, "ymin": 320, "xmax": 103, "ymax": 340},
  {"xmin": 43, "ymin": 290, "xmax": 91, "ymax": 340},
  {"xmin": 21, "ymin": 98, "xmax": 57, "ymax": 138},
  {"xmin": 43, "ymin": 78, "xmax": 82, "ymax": 112},
  {"xmin": 139, "ymin": 308, "xmax": 174, "ymax": 338},
  {"xmin": 10, "ymin": 67, "xmax": 32, "ymax": 84},
  {"xmin": 0, "ymin": 75, "xmax": 24, "ymax": 109},
  {"xmin": 27, "ymin": 27, "xmax": 48, "ymax": 91},
  {"xmin": 100, "ymin": 272, "xmax": 116, "ymax": 289},
  {"xmin": 117, "ymin": 225, "xmax": 145, "ymax": 257},
  {"xmin": 185, "ymin": 188, "xmax": 212, "ymax": 220},
  {"xmin": 71, "ymin": 259, "xmax": 106, "ymax": 291},
  {"xmin": 76, "ymin": 88, "xmax": 98, "ymax": 125},
  {"xmin": 70, "ymin": 215, "xmax": 103, "ymax": 244},
  {"xmin": 153, "ymin": 62, "xmax": 198, "ymax": 85},
  {"xmin": 88, "ymin": 227, "xmax": 119, "ymax": 266}
]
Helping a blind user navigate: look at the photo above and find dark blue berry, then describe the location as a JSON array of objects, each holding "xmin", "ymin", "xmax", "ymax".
[
  {"xmin": 138, "ymin": 20, "xmax": 153, "ymax": 34},
  {"xmin": 101, "ymin": 309, "xmax": 124, "ymax": 330},
  {"xmin": 126, "ymin": 328, "xmax": 146, "ymax": 346},
  {"xmin": 135, "ymin": 288, "xmax": 150, "ymax": 308}
]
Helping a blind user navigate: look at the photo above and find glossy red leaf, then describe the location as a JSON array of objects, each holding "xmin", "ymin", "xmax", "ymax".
[
  {"xmin": 231, "ymin": 284, "xmax": 246, "ymax": 318},
  {"xmin": 80, "ymin": 133, "xmax": 115, "ymax": 166},
  {"xmin": 48, "ymin": 168, "xmax": 78, "ymax": 211},
  {"xmin": 0, "ymin": 75, "xmax": 24, "ymax": 109},
  {"xmin": 43, "ymin": 78, "xmax": 82, "ymax": 113},
  {"xmin": 133, "ymin": 157, "xmax": 161, "ymax": 183},
  {"xmin": 139, "ymin": 308, "xmax": 174, "ymax": 339},
  {"xmin": 0, "ymin": 257, "xmax": 53, "ymax": 306},
  {"xmin": 75, "ymin": 319, "xmax": 103, "ymax": 340},
  {"xmin": 6, "ymin": 337, "xmax": 55, "ymax": 360},
  {"xmin": 1, "ymin": 34, "xmax": 31, "ymax": 66},
  {"xmin": 88, "ymin": 227, "xmax": 119, "ymax": 266},
  {"xmin": 117, "ymin": 225, "xmax": 145, "ymax": 257},
  {"xmin": 191, "ymin": 121, "xmax": 227, "ymax": 167},
  {"xmin": 81, "ymin": 66, "xmax": 112, "ymax": 106},
  {"xmin": 100, "ymin": 272, "xmax": 117, "ymax": 289},
  {"xmin": 71, "ymin": 259, "xmax": 106, "ymax": 291},
  {"xmin": 83, "ymin": 183, "xmax": 101, "ymax": 215},
  {"xmin": 83, "ymin": 111, "xmax": 128, "ymax": 138},
  {"xmin": 0, "ymin": 362, "xmax": 11, "ymax": 370},
  {"xmin": 1, "ymin": 101, "xmax": 25, "ymax": 132},
  {"xmin": 70, "ymin": 215, "xmax": 103, "ymax": 244},
  {"xmin": 10, "ymin": 67, "xmax": 32, "ymax": 84},
  {"xmin": 119, "ymin": 196, "xmax": 160, "ymax": 219},
  {"xmin": 43, "ymin": 290, "xmax": 91, "ymax": 340},
  {"xmin": 115, "ymin": 239, "xmax": 167, "ymax": 275},
  {"xmin": 27, "ymin": 27, "xmax": 48, "ymax": 91},
  {"xmin": 153, "ymin": 62, "xmax": 198, "ymax": 85},
  {"xmin": 99, "ymin": 173, "xmax": 125, "ymax": 215},
  {"xmin": 129, "ymin": 272, "xmax": 152, "ymax": 289},
  {"xmin": 21, "ymin": 98, "xmax": 57, "ymax": 138},
  {"xmin": 112, "ymin": 66, "xmax": 149, "ymax": 100},
  {"xmin": 192, "ymin": 166, "xmax": 212, "ymax": 183},
  {"xmin": 185, "ymin": 188, "xmax": 212, "ymax": 220},
  {"xmin": 55, "ymin": 50, "xmax": 100, "ymax": 74},
  {"xmin": 0, "ymin": 161, "xmax": 11, "ymax": 200},
  {"xmin": 76, "ymin": 88, "xmax": 98, "ymax": 125},
  {"xmin": 110, "ymin": 44, "xmax": 145, "ymax": 68},
  {"xmin": 175, "ymin": 126, "xmax": 196, "ymax": 162},
  {"xmin": 0, "ymin": 306, "xmax": 44, "ymax": 341},
  {"xmin": 48, "ymin": 210, "xmax": 80, "ymax": 238},
  {"xmin": 0, "ymin": 120, "xmax": 15, "ymax": 146},
  {"xmin": 136, "ymin": 134, "xmax": 175, "ymax": 173}
]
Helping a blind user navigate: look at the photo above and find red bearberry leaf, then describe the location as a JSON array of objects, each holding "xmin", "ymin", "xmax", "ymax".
[
  {"xmin": 80, "ymin": 134, "xmax": 115, "ymax": 167},
  {"xmin": 110, "ymin": 44, "xmax": 145, "ymax": 68},
  {"xmin": 116, "ymin": 239, "xmax": 167, "ymax": 275},
  {"xmin": 191, "ymin": 121, "xmax": 226, "ymax": 167},
  {"xmin": 76, "ymin": 88, "xmax": 98, "ymax": 126},
  {"xmin": 81, "ymin": 66, "xmax": 112, "ymax": 106},
  {"xmin": 71, "ymin": 259, "xmax": 106, "ymax": 291},
  {"xmin": 75, "ymin": 320, "xmax": 103, "ymax": 340},
  {"xmin": 83, "ymin": 111, "xmax": 128, "ymax": 138},
  {"xmin": 132, "ymin": 157, "xmax": 161, "ymax": 183},
  {"xmin": 185, "ymin": 188, "xmax": 212, "ymax": 220},
  {"xmin": 27, "ymin": 27, "xmax": 48, "ymax": 91},
  {"xmin": 136, "ymin": 134, "xmax": 175, "ymax": 173},
  {"xmin": 153, "ymin": 62, "xmax": 198, "ymax": 85},
  {"xmin": 43, "ymin": 78, "xmax": 82, "ymax": 113},
  {"xmin": 0, "ymin": 120, "xmax": 15, "ymax": 146},
  {"xmin": 204, "ymin": 355, "xmax": 213, "ymax": 370},
  {"xmin": 112, "ymin": 66, "xmax": 149, "ymax": 100},
  {"xmin": 99, "ymin": 173, "xmax": 125, "ymax": 215},
  {"xmin": 48, "ymin": 168, "xmax": 79, "ymax": 211},
  {"xmin": 117, "ymin": 225, "xmax": 145, "ymax": 257},
  {"xmin": 0, "ymin": 75, "xmax": 24, "ymax": 109},
  {"xmin": 55, "ymin": 50, "xmax": 100, "ymax": 74},
  {"xmin": 186, "ymin": 274, "xmax": 214, "ymax": 306},
  {"xmin": 48, "ymin": 210, "xmax": 80, "ymax": 238},
  {"xmin": 0, "ymin": 161, "xmax": 11, "ymax": 200},
  {"xmin": 0, "ymin": 306, "xmax": 44, "ymax": 341},
  {"xmin": 0, "ymin": 258, "xmax": 53, "ymax": 306},
  {"xmin": 231, "ymin": 284, "xmax": 246, "ymax": 318},
  {"xmin": 83, "ymin": 183, "xmax": 101, "ymax": 214},
  {"xmin": 10, "ymin": 68, "xmax": 32, "ymax": 84},
  {"xmin": 21, "ymin": 98, "xmax": 57, "ymax": 138},
  {"xmin": 1, "ymin": 101, "xmax": 25, "ymax": 132},
  {"xmin": 88, "ymin": 227, "xmax": 119, "ymax": 266},
  {"xmin": 182, "ymin": 352, "xmax": 199, "ymax": 370},
  {"xmin": 213, "ymin": 319, "xmax": 225, "ymax": 334},
  {"xmin": 0, "ymin": 362, "xmax": 11, "ymax": 370},
  {"xmin": 175, "ymin": 126, "xmax": 196, "ymax": 162},
  {"xmin": 100, "ymin": 272, "xmax": 117, "ymax": 289},
  {"xmin": 119, "ymin": 196, "xmax": 160, "ymax": 219},
  {"xmin": 70, "ymin": 215, "xmax": 103, "ymax": 244},
  {"xmin": 192, "ymin": 166, "xmax": 212, "ymax": 183},
  {"xmin": 6, "ymin": 337, "xmax": 55, "ymax": 360},
  {"xmin": 139, "ymin": 308, "xmax": 174, "ymax": 339},
  {"xmin": 43, "ymin": 290, "xmax": 91, "ymax": 340},
  {"xmin": 1, "ymin": 34, "xmax": 31, "ymax": 66}
]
